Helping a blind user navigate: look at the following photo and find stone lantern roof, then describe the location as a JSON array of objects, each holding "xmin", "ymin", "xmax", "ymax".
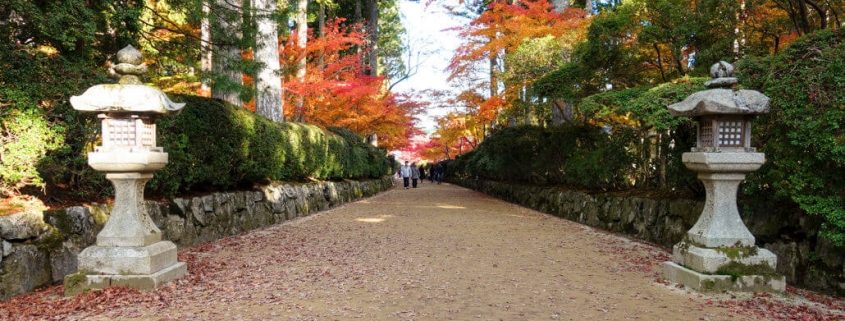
[
  {"xmin": 667, "ymin": 61, "xmax": 770, "ymax": 117},
  {"xmin": 70, "ymin": 45, "xmax": 185, "ymax": 115}
]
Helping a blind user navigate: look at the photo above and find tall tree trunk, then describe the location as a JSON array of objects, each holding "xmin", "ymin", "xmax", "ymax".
[
  {"xmin": 201, "ymin": 0, "xmax": 212, "ymax": 96},
  {"xmin": 253, "ymin": 0, "xmax": 284, "ymax": 122},
  {"xmin": 489, "ymin": 54, "xmax": 498, "ymax": 98},
  {"xmin": 318, "ymin": 3, "xmax": 326, "ymax": 69},
  {"xmin": 211, "ymin": 0, "xmax": 244, "ymax": 107},
  {"xmin": 355, "ymin": 0, "xmax": 363, "ymax": 55},
  {"xmin": 797, "ymin": 0, "xmax": 811, "ymax": 34},
  {"xmin": 294, "ymin": 0, "xmax": 308, "ymax": 122},
  {"xmin": 364, "ymin": 0, "xmax": 379, "ymax": 76},
  {"xmin": 803, "ymin": 0, "xmax": 827, "ymax": 29},
  {"xmin": 673, "ymin": 46, "xmax": 686, "ymax": 76},
  {"xmin": 489, "ymin": 53, "xmax": 500, "ymax": 126}
]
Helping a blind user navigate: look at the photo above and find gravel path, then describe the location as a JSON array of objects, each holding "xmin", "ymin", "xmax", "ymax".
[{"xmin": 7, "ymin": 179, "xmax": 843, "ymax": 320}]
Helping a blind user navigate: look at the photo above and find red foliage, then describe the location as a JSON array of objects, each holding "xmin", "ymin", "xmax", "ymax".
[
  {"xmin": 396, "ymin": 135, "xmax": 436, "ymax": 163},
  {"xmin": 279, "ymin": 19, "xmax": 423, "ymax": 150}
]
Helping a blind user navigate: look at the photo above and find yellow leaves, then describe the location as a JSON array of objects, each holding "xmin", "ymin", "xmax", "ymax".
[{"xmin": 36, "ymin": 45, "xmax": 59, "ymax": 58}]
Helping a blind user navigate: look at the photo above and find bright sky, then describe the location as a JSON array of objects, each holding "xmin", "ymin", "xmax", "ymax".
[{"xmin": 392, "ymin": 0, "xmax": 471, "ymax": 133}]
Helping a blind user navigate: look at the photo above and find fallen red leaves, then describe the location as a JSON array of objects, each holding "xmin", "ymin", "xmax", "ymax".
[
  {"xmin": 593, "ymin": 229, "xmax": 845, "ymax": 321},
  {"xmin": 1, "ymin": 211, "xmax": 843, "ymax": 321},
  {"xmin": 718, "ymin": 291, "xmax": 844, "ymax": 321}
]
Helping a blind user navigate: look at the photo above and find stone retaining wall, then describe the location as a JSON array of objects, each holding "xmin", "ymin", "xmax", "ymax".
[
  {"xmin": 449, "ymin": 178, "xmax": 845, "ymax": 295},
  {"xmin": 0, "ymin": 177, "xmax": 394, "ymax": 301}
]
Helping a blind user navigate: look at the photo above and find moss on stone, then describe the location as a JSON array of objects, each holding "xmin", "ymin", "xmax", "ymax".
[
  {"xmin": 89, "ymin": 205, "xmax": 111, "ymax": 226},
  {"xmin": 714, "ymin": 246, "xmax": 759, "ymax": 260},
  {"xmin": 64, "ymin": 269, "xmax": 93, "ymax": 289},
  {"xmin": 63, "ymin": 269, "xmax": 100, "ymax": 296},
  {"xmin": 35, "ymin": 228, "xmax": 64, "ymax": 252},
  {"xmin": 43, "ymin": 209, "xmax": 72, "ymax": 235},
  {"xmin": 701, "ymin": 279, "xmax": 717, "ymax": 291},
  {"xmin": 716, "ymin": 261, "xmax": 780, "ymax": 282}
]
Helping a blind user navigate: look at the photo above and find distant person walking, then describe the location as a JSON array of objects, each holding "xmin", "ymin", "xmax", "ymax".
[
  {"xmin": 418, "ymin": 164, "xmax": 426, "ymax": 184},
  {"xmin": 411, "ymin": 163, "xmax": 421, "ymax": 188},
  {"xmin": 429, "ymin": 165, "xmax": 435, "ymax": 183},
  {"xmin": 400, "ymin": 161, "xmax": 412, "ymax": 189},
  {"xmin": 435, "ymin": 163, "xmax": 444, "ymax": 185}
]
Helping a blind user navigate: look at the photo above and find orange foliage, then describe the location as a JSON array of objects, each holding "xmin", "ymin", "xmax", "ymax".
[
  {"xmin": 448, "ymin": 0, "xmax": 587, "ymax": 82},
  {"xmin": 743, "ymin": 0, "xmax": 799, "ymax": 53},
  {"xmin": 280, "ymin": 19, "xmax": 424, "ymax": 150},
  {"xmin": 416, "ymin": 112, "xmax": 479, "ymax": 161},
  {"xmin": 447, "ymin": 0, "xmax": 588, "ymax": 128}
]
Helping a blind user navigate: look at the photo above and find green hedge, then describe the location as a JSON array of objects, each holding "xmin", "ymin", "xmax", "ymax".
[
  {"xmin": 451, "ymin": 78, "xmax": 705, "ymax": 192},
  {"xmin": 449, "ymin": 124, "xmax": 634, "ymax": 190},
  {"xmin": 327, "ymin": 127, "xmax": 394, "ymax": 179},
  {"xmin": 0, "ymin": 46, "xmax": 108, "ymax": 197},
  {"xmin": 148, "ymin": 95, "xmax": 394, "ymax": 196},
  {"xmin": 738, "ymin": 28, "xmax": 845, "ymax": 246}
]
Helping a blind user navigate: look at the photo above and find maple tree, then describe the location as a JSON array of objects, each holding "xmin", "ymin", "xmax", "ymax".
[
  {"xmin": 395, "ymin": 135, "xmax": 436, "ymax": 163},
  {"xmin": 741, "ymin": 0, "xmax": 802, "ymax": 55},
  {"xmin": 280, "ymin": 19, "xmax": 424, "ymax": 151},
  {"xmin": 424, "ymin": 112, "xmax": 479, "ymax": 161},
  {"xmin": 134, "ymin": 3, "xmax": 421, "ymax": 150},
  {"xmin": 448, "ymin": 0, "xmax": 587, "ymax": 82},
  {"xmin": 393, "ymin": 110, "xmax": 480, "ymax": 163},
  {"xmin": 445, "ymin": 0, "xmax": 588, "ymax": 137}
]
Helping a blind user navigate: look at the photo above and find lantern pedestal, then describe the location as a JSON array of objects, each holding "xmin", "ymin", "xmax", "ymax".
[
  {"xmin": 64, "ymin": 172, "xmax": 187, "ymax": 296},
  {"xmin": 662, "ymin": 152, "xmax": 785, "ymax": 292}
]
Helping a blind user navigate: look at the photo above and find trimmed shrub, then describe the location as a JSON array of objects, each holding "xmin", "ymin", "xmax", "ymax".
[
  {"xmin": 148, "ymin": 95, "xmax": 393, "ymax": 196},
  {"xmin": 327, "ymin": 127, "xmax": 392, "ymax": 178},
  {"xmin": 738, "ymin": 28, "xmax": 845, "ymax": 245},
  {"xmin": 451, "ymin": 123, "xmax": 633, "ymax": 190},
  {"xmin": 0, "ymin": 45, "xmax": 108, "ymax": 197},
  {"xmin": 0, "ymin": 108, "xmax": 63, "ymax": 193}
]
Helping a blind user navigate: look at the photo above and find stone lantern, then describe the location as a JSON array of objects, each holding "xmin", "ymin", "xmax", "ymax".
[
  {"xmin": 662, "ymin": 61, "xmax": 785, "ymax": 292},
  {"xmin": 64, "ymin": 45, "xmax": 187, "ymax": 295}
]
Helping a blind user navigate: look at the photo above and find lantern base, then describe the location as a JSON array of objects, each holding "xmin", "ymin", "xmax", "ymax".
[
  {"xmin": 64, "ymin": 241, "xmax": 186, "ymax": 296},
  {"xmin": 663, "ymin": 262, "xmax": 785, "ymax": 293},
  {"xmin": 663, "ymin": 242, "xmax": 785, "ymax": 293}
]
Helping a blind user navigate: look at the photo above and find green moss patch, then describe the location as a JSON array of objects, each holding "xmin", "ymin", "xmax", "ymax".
[
  {"xmin": 716, "ymin": 262, "xmax": 780, "ymax": 282},
  {"xmin": 714, "ymin": 246, "xmax": 759, "ymax": 260}
]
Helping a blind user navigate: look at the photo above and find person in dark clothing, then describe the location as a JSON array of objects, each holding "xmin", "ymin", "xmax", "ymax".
[
  {"xmin": 419, "ymin": 164, "xmax": 426, "ymax": 183},
  {"xmin": 429, "ymin": 165, "xmax": 435, "ymax": 183},
  {"xmin": 435, "ymin": 163, "xmax": 444, "ymax": 185}
]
